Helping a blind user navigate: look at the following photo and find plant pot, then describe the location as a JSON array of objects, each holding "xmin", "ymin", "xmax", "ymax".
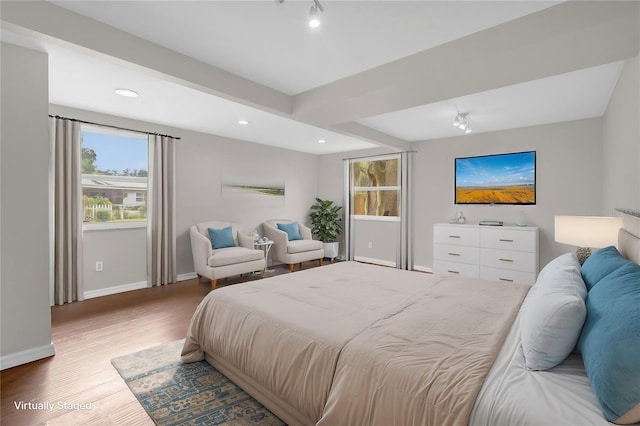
[{"xmin": 323, "ymin": 242, "xmax": 339, "ymax": 261}]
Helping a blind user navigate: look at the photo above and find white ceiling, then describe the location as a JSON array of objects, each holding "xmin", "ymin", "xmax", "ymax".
[
  {"xmin": 44, "ymin": 42, "xmax": 380, "ymax": 154},
  {"xmin": 358, "ymin": 61, "xmax": 625, "ymax": 141},
  {"xmin": 49, "ymin": 0, "xmax": 560, "ymax": 95},
  {"xmin": 1, "ymin": 1, "xmax": 633, "ymax": 154}
]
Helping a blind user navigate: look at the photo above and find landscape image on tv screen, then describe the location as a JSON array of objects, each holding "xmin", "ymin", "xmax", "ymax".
[{"xmin": 455, "ymin": 151, "xmax": 536, "ymax": 205}]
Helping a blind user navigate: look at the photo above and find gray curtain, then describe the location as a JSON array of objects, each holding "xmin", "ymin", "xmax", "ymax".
[
  {"xmin": 147, "ymin": 134, "xmax": 176, "ymax": 286},
  {"xmin": 399, "ymin": 151, "xmax": 413, "ymax": 270},
  {"xmin": 50, "ymin": 117, "xmax": 84, "ymax": 304}
]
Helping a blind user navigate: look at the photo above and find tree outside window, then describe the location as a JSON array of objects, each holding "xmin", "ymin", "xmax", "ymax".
[
  {"xmin": 351, "ymin": 158, "xmax": 400, "ymax": 217},
  {"xmin": 81, "ymin": 128, "xmax": 148, "ymax": 224}
]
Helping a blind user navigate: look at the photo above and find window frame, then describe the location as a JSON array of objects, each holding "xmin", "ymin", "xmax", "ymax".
[
  {"xmin": 80, "ymin": 124, "xmax": 148, "ymax": 231},
  {"xmin": 351, "ymin": 157, "xmax": 401, "ymax": 218}
]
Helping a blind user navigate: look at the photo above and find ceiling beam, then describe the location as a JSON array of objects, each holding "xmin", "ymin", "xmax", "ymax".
[
  {"xmin": 331, "ymin": 122, "xmax": 410, "ymax": 152},
  {"xmin": 292, "ymin": 1, "xmax": 640, "ymax": 126}
]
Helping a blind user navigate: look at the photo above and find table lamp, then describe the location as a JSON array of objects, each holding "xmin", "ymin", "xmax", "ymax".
[{"xmin": 554, "ymin": 215, "xmax": 623, "ymax": 264}]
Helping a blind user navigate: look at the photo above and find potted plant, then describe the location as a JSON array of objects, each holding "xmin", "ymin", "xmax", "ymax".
[{"xmin": 309, "ymin": 197, "xmax": 342, "ymax": 260}]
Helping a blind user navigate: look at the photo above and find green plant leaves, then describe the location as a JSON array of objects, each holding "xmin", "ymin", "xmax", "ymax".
[{"xmin": 309, "ymin": 198, "xmax": 342, "ymax": 242}]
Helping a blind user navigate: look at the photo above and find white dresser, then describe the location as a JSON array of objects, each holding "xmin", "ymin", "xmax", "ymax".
[{"xmin": 433, "ymin": 223, "xmax": 539, "ymax": 285}]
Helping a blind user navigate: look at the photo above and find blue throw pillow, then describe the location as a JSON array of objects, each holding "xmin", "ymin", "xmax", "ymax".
[
  {"xmin": 208, "ymin": 226, "xmax": 235, "ymax": 249},
  {"xmin": 580, "ymin": 246, "xmax": 630, "ymax": 290},
  {"xmin": 577, "ymin": 261, "xmax": 640, "ymax": 423},
  {"xmin": 277, "ymin": 222, "xmax": 302, "ymax": 241}
]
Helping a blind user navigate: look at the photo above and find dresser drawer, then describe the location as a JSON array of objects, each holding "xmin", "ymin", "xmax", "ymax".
[
  {"xmin": 480, "ymin": 248, "xmax": 537, "ymax": 273},
  {"xmin": 433, "ymin": 260, "xmax": 479, "ymax": 278},
  {"xmin": 434, "ymin": 225, "xmax": 480, "ymax": 246},
  {"xmin": 480, "ymin": 266, "xmax": 536, "ymax": 285},
  {"xmin": 434, "ymin": 243, "xmax": 480, "ymax": 264},
  {"xmin": 480, "ymin": 228, "xmax": 537, "ymax": 252}
]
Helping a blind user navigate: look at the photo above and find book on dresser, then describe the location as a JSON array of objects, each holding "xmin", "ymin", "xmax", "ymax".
[{"xmin": 433, "ymin": 223, "xmax": 539, "ymax": 285}]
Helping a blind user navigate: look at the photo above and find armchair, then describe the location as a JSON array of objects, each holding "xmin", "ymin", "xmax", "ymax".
[
  {"xmin": 190, "ymin": 221, "xmax": 265, "ymax": 289},
  {"xmin": 262, "ymin": 219, "xmax": 324, "ymax": 272}
]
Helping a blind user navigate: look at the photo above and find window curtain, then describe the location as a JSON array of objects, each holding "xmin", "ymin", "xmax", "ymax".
[
  {"xmin": 399, "ymin": 151, "xmax": 413, "ymax": 270},
  {"xmin": 147, "ymin": 134, "xmax": 176, "ymax": 286},
  {"xmin": 50, "ymin": 116, "xmax": 84, "ymax": 304}
]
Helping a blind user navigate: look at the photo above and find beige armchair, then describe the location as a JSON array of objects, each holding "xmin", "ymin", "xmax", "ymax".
[
  {"xmin": 190, "ymin": 221, "xmax": 265, "ymax": 289},
  {"xmin": 262, "ymin": 219, "xmax": 324, "ymax": 272}
]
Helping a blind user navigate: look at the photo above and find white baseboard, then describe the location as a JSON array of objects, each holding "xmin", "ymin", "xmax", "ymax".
[
  {"xmin": 354, "ymin": 256, "xmax": 397, "ymax": 268},
  {"xmin": 413, "ymin": 264, "xmax": 433, "ymax": 273},
  {"xmin": 177, "ymin": 272, "xmax": 197, "ymax": 282},
  {"xmin": 83, "ymin": 273, "xmax": 199, "ymax": 300},
  {"xmin": 1, "ymin": 343, "xmax": 55, "ymax": 370},
  {"xmin": 83, "ymin": 280, "xmax": 148, "ymax": 299}
]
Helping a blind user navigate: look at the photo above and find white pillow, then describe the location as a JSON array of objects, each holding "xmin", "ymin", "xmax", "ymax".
[{"xmin": 520, "ymin": 253, "xmax": 587, "ymax": 371}]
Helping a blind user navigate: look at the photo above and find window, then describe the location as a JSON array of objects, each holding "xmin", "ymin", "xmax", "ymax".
[
  {"xmin": 81, "ymin": 126, "xmax": 148, "ymax": 227},
  {"xmin": 351, "ymin": 157, "xmax": 400, "ymax": 219}
]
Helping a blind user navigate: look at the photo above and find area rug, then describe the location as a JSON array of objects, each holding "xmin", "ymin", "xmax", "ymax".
[{"xmin": 111, "ymin": 339, "xmax": 285, "ymax": 426}]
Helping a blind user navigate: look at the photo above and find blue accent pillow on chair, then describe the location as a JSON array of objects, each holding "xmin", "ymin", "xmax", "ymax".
[
  {"xmin": 577, "ymin": 261, "xmax": 640, "ymax": 423},
  {"xmin": 208, "ymin": 226, "xmax": 236, "ymax": 249},
  {"xmin": 277, "ymin": 222, "xmax": 302, "ymax": 241}
]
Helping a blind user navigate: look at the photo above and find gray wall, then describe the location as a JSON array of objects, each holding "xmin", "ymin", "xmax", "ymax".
[
  {"xmin": 175, "ymin": 120, "xmax": 320, "ymax": 275},
  {"xmin": 50, "ymin": 105, "xmax": 319, "ymax": 292},
  {"xmin": 411, "ymin": 119, "xmax": 604, "ymax": 270},
  {"xmin": 318, "ymin": 119, "xmax": 606, "ymax": 271},
  {"xmin": 352, "ymin": 220, "xmax": 399, "ymax": 265},
  {"xmin": 83, "ymin": 228, "xmax": 147, "ymax": 294},
  {"xmin": 1, "ymin": 43, "xmax": 53, "ymax": 366},
  {"xmin": 602, "ymin": 55, "xmax": 640, "ymax": 213},
  {"xmin": 317, "ymin": 53, "xmax": 640, "ymax": 272}
]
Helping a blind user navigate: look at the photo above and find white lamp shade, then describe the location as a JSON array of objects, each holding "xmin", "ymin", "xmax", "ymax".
[{"xmin": 554, "ymin": 215, "xmax": 622, "ymax": 248}]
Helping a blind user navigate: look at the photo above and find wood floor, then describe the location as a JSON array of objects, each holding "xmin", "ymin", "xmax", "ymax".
[{"xmin": 1, "ymin": 260, "xmax": 329, "ymax": 425}]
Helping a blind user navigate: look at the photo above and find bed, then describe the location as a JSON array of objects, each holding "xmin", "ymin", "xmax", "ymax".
[{"xmin": 182, "ymin": 215, "xmax": 640, "ymax": 426}]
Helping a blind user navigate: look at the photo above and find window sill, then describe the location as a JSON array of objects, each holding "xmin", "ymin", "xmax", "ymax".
[
  {"xmin": 353, "ymin": 215, "xmax": 400, "ymax": 222},
  {"xmin": 83, "ymin": 221, "xmax": 147, "ymax": 232}
]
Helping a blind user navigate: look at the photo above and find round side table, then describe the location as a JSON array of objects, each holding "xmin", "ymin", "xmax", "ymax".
[{"xmin": 254, "ymin": 240, "xmax": 274, "ymax": 272}]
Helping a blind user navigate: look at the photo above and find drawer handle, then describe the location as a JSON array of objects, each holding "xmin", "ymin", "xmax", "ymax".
[
  {"xmin": 499, "ymin": 258, "xmax": 514, "ymax": 263},
  {"xmin": 499, "ymin": 278, "xmax": 514, "ymax": 282},
  {"xmin": 447, "ymin": 270, "xmax": 460, "ymax": 274},
  {"xmin": 499, "ymin": 239, "xmax": 514, "ymax": 243},
  {"xmin": 447, "ymin": 252, "xmax": 461, "ymax": 256},
  {"xmin": 448, "ymin": 235, "xmax": 461, "ymax": 239}
]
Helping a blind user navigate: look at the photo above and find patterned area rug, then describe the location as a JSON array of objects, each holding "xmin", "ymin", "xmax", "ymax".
[{"xmin": 111, "ymin": 339, "xmax": 285, "ymax": 426}]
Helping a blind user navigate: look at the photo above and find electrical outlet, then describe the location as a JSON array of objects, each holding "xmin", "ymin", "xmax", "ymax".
[
  {"xmin": 95, "ymin": 261, "xmax": 103, "ymax": 272},
  {"xmin": 368, "ymin": 242, "xmax": 373, "ymax": 249}
]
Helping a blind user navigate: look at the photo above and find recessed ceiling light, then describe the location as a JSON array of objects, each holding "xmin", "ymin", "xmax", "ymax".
[
  {"xmin": 237, "ymin": 120, "xmax": 249, "ymax": 125},
  {"xmin": 115, "ymin": 88, "xmax": 139, "ymax": 98},
  {"xmin": 318, "ymin": 139, "xmax": 326, "ymax": 144}
]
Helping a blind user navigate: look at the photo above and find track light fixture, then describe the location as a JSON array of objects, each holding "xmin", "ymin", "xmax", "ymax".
[
  {"xmin": 453, "ymin": 112, "xmax": 472, "ymax": 134},
  {"xmin": 277, "ymin": 0, "xmax": 325, "ymax": 28},
  {"xmin": 308, "ymin": 0, "xmax": 324, "ymax": 28}
]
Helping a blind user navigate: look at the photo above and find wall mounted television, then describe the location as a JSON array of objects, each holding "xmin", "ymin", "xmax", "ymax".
[{"xmin": 455, "ymin": 151, "xmax": 536, "ymax": 205}]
